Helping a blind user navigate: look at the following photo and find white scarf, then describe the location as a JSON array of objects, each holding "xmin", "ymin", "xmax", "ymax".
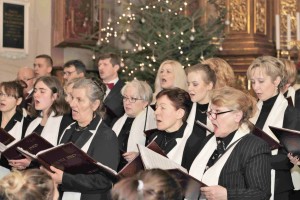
[
  {"xmin": 25, "ymin": 112, "xmax": 63, "ymax": 146},
  {"xmin": 61, "ymin": 119, "xmax": 102, "ymax": 200},
  {"xmin": 189, "ymin": 123, "xmax": 249, "ymax": 185},
  {"xmin": 7, "ymin": 118, "xmax": 24, "ymax": 147},
  {"xmin": 250, "ymin": 93, "xmax": 287, "ymax": 200},
  {"xmin": 112, "ymin": 106, "xmax": 157, "ymax": 152}
]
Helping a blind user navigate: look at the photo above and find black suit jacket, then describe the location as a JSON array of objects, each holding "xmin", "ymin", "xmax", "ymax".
[
  {"xmin": 59, "ymin": 116, "xmax": 120, "ymax": 200},
  {"xmin": 270, "ymin": 105, "xmax": 300, "ymax": 195},
  {"xmin": 20, "ymin": 91, "xmax": 33, "ymax": 111},
  {"xmin": 294, "ymin": 89, "xmax": 300, "ymax": 112},
  {"xmin": 199, "ymin": 133, "xmax": 271, "ymax": 200},
  {"xmin": 218, "ymin": 134, "xmax": 271, "ymax": 200},
  {"xmin": 103, "ymin": 80, "xmax": 125, "ymax": 127}
]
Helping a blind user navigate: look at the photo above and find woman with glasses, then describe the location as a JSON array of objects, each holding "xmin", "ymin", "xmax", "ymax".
[
  {"xmin": 181, "ymin": 63, "xmax": 216, "ymax": 171},
  {"xmin": 43, "ymin": 78, "xmax": 119, "ymax": 200},
  {"xmin": 112, "ymin": 80, "xmax": 156, "ymax": 170},
  {"xmin": 247, "ymin": 56, "xmax": 300, "ymax": 200},
  {"xmin": 146, "ymin": 87, "xmax": 192, "ymax": 165},
  {"xmin": 8, "ymin": 76, "xmax": 73, "ymax": 170},
  {"xmin": 0, "ymin": 80, "xmax": 31, "ymax": 177},
  {"xmin": 189, "ymin": 86, "xmax": 271, "ymax": 200}
]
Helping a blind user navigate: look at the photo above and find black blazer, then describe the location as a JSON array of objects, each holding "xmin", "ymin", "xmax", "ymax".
[
  {"xmin": 59, "ymin": 116, "xmax": 120, "ymax": 200},
  {"xmin": 20, "ymin": 91, "xmax": 33, "ymax": 111},
  {"xmin": 198, "ymin": 133, "xmax": 271, "ymax": 200},
  {"xmin": 294, "ymin": 89, "xmax": 300, "ymax": 112},
  {"xmin": 218, "ymin": 134, "xmax": 271, "ymax": 200},
  {"xmin": 103, "ymin": 80, "xmax": 125, "ymax": 127},
  {"xmin": 271, "ymin": 105, "xmax": 300, "ymax": 195}
]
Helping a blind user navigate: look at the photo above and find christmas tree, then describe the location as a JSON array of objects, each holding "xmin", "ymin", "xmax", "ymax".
[{"xmin": 85, "ymin": 0, "xmax": 226, "ymax": 84}]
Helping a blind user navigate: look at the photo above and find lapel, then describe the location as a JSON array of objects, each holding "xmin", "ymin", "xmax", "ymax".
[
  {"xmin": 74, "ymin": 130, "xmax": 93, "ymax": 149},
  {"xmin": 104, "ymin": 80, "xmax": 124, "ymax": 104}
]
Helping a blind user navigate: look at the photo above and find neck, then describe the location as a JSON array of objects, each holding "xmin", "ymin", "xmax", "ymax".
[
  {"xmin": 197, "ymin": 98, "xmax": 209, "ymax": 105},
  {"xmin": 166, "ymin": 120, "xmax": 183, "ymax": 133},
  {"xmin": 78, "ymin": 114, "xmax": 94, "ymax": 127},
  {"xmin": 104, "ymin": 76, "xmax": 117, "ymax": 84},
  {"xmin": 1, "ymin": 109, "xmax": 16, "ymax": 124}
]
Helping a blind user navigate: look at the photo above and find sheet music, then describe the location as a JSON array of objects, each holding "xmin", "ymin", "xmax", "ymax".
[{"xmin": 137, "ymin": 144, "xmax": 187, "ymax": 173}]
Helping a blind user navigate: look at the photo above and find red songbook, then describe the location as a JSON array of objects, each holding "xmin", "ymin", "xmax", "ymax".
[
  {"xmin": 2, "ymin": 133, "xmax": 53, "ymax": 160},
  {"xmin": 0, "ymin": 128, "xmax": 15, "ymax": 145},
  {"xmin": 251, "ymin": 125, "xmax": 282, "ymax": 150},
  {"xmin": 269, "ymin": 126, "xmax": 300, "ymax": 156}
]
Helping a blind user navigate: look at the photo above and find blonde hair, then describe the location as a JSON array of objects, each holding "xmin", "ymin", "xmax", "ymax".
[
  {"xmin": 210, "ymin": 86, "xmax": 257, "ymax": 126},
  {"xmin": 0, "ymin": 169, "xmax": 55, "ymax": 200},
  {"xmin": 280, "ymin": 58, "xmax": 297, "ymax": 86},
  {"xmin": 121, "ymin": 80, "xmax": 153, "ymax": 105},
  {"xmin": 247, "ymin": 56, "xmax": 286, "ymax": 90},
  {"xmin": 201, "ymin": 57, "xmax": 236, "ymax": 88},
  {"xmin": 153, "ymin": 60, "xmax": 188, "ymax": 101},
  {"xmin": 111, "ymin": 169, "xmax": 182, "ymax": 200}
]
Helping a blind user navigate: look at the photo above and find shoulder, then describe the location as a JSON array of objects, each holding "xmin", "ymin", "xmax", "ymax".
[
  {"xmin": 95, "ymin": 121, "xmax": 117, "ymax": 140},
  {"xmin": 237, "ymin": 133, "xmax": 270, "ymax": 152}
]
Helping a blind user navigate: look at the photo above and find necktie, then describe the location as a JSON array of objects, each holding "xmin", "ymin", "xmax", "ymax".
[
  {"xmin": 105, "ymin": 83, "xmax": 114, "ymax": 90},
  {"xmin": 204, "ymin": 139, "xmax": 225, "ymax": 172}
]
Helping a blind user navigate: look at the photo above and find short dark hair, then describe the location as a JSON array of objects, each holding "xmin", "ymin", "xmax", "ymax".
[
  {"xmin": 98, "ymin": 53, "xmax": 121, "ymax": 67},
  {"xmin": 63, "ymin": 59, "xmax": 86, "ymax": 75},
  {"xmin": 35, "ymin": 54, "xmax": 53, "ymax": 67},
  {"xmin": 156, "ymin": 88, "xmax": 192, "ymax": 121}
]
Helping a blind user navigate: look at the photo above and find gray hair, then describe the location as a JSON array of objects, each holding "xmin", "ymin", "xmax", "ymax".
[
  {"xmin": 72, "ymin": 78, "xmax": 106, "ymax": 116},
  {"xmin": 121, "ymin": 80, "xmax": 153, "ymax": 105}
]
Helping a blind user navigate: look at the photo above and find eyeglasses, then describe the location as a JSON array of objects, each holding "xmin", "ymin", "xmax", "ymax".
[
  {"xmin": 0, "ymin": 93, "xmax": 16, "ymax": 99},
  {"xmin": 22, "ymin": 77, "xmax": 35, "ymax": 82},
  {"xmin": 122, "ymin": 96, "xmax": 143, "ymax": 103},
  {"xmin": 206, "ymin": 110, "xmax": 234, "ymax": 120},
  {"xmin": 63, "ymin": 71, "xmax": 76, "ymax": 76}
]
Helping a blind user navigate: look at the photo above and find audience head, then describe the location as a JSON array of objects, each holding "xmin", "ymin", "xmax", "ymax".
[
  {"xmin": 155, "ymin": 88, "xmax": 191, "ymax": 132},
  {"xmin": 186, "ymin": 63, "xmax": 216, "ymax": 104},
  {"xmin": 63, "ymin": 60, "xmax": 86, "ymax": 82},
  {"xmin": 121, "ymin": 80, "xmax": 153, "ymax": 118},
  {"xmin": 70, "ymin": 78, "xmax": 106, "ymax": 126},
  {"xmin": 201, "ymin": 57, "xmax": 235, "ymax": 88},
  {"xmin": 280, "ymin": 58, "xmax": 297, "ymax": 93},
  {"xmin": 111, "ymin": 169, "xmax": 182, "ymax": 200},
  {"xmin": 0, "ymin": 80, "xmax": 26, "ymax": 114},
  {"xmin": 97, "ymin": 53, "xmax": 120, "ymax": 83},
  {"xmin": 34, "ymin": 54, "xmax": 53, "ymax": 78},
  {"xmin": 0, "ymin": 169, "xmax": 58, "ymax": 200},
  {"xmin": 17, "ymin": 67, "xmax": 35, "ymax": 94},
  {"xmin": 30, "ymin": 76, "xmax": 69, "ymax": 117},
  {"xmin": 208, "ymin": 86, "xmax": 256, "ymax": 137},
  {"xmin": 247, "ymin": 56, "xmax": 286, "ymax": 101}
]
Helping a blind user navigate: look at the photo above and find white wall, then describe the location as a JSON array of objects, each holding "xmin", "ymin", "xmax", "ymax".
[{"xmin": 0, "ymin": 0, "xmax": 52, "ymax": 81}]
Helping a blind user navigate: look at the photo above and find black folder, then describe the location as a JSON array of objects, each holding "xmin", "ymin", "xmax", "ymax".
[
  {"xmin": 269, "ymin": 126, "xmax": 300, "ymax": 156},
  {"xmin": 251, "ymin": 125, "xmax": 282, "ymax": 150}
]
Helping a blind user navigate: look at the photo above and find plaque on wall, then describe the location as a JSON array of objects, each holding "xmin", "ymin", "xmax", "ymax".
[{"xmin": 0, "ymin": 0, "xmax": 29, "ymax": 59}]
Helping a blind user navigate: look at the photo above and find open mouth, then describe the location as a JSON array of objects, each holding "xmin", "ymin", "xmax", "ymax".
[{"xmin": 161, "ymin": 78, "xmax": 167, "ymax": 83}]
